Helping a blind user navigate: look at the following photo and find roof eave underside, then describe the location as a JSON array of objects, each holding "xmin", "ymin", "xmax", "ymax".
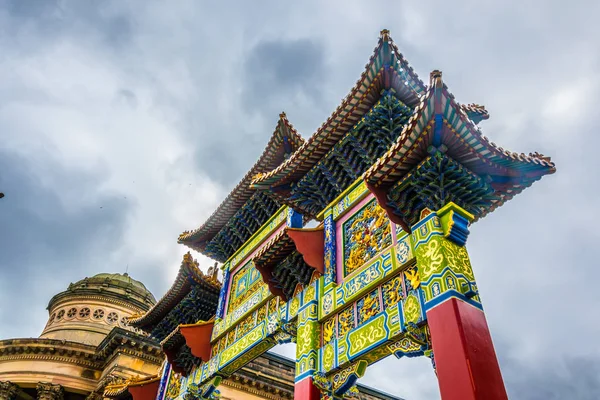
[
  {"xmin": 178, "ymin": 116, "xmax": 305, "ymax": 249},
  {"xmin": 363, "ymin": 73, "xmax": 555, "ymax": 220},
  {"xmin": 129, "ymin": 256, "xmax": 220, "ymax": 329},
  {"xmin": 250, "ymin": 32, "xmax": 426, "ymax": 191},
  {"xmin": 365, "ymin": 74, "xmax": 555, "ymax": 187}
]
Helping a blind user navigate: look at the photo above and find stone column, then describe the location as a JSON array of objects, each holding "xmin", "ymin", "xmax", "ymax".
[
  {"xmin": 36, "ymin": 382, "xmax": 64, "ymax": 400},
  {"xmin": 413, "ymin": 203, "xmax": 508, "ymax": 400},
  {"xmin": 0, "ymin": 381, "xmax": 19, "ymax": 400}
]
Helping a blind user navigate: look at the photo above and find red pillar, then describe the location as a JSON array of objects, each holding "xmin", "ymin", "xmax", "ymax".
[
  {"xmin": 427, "ymin": 298, "xmax": 508, "ymax": 400},
  {"xmin": 295, "ymin": 377, "xmax": 321, "ymax": 400}
]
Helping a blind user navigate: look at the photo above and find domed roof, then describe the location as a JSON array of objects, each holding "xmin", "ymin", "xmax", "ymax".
[
  {"xmin": 71, "ymin": 272, "xmax": 156, "ymax": 303},
  {"xmin": 47, "ymin": 272, "xmax": 157, "ymax": 314},
  {"xmin": 80, "ymin": 272, "xmax": 152, "ymax": 295}
]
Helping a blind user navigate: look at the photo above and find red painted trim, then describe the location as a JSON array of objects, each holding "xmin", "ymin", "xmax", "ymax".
[
  {"xmin": 254, "ymin": 262, "xmax": 286, "ymax": 299},
  {"xmin": 163, "ymin": 347, "xmax": 186, "ymax": 376},
  {"xmin": 294, "ymin": 377, "xmax": 321, "ymax": 400},
  {"xmin": 286, "ymin": 228, "xmax": 325, "ymax": 274},
  {"xmin": 180, "ymin": 322, "xmax": 214, "ymax": 362},
  {"xmin": 427, "ymin": 298, "xmax": 508, "ymax": 400},
  {"xmin": 128, "ymin": 380, "xmax": 159, "ymax": 400}
]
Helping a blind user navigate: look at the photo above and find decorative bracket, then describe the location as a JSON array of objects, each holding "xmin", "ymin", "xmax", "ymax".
[
  {"xmin": 462, "ymin": 280, "xmax": 478, "ymax": 298},
  {"xmin": 332, "ymin": 360, "xmax": 368, "ymax": 397},
  {"xmin": 198, "ymin": 376, "xmax": 222, "ymax": 399},
  {"xmin": 388, "ymin": 322, "xmax": 431, "ymax": 359},
  {"xmin": 438, "ymin": 202, "xmax": 473, "ymax": 246}
]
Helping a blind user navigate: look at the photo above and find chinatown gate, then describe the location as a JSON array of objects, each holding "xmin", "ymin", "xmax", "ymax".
[{"xmin": 157, "ymin": 30, "xmax": 554, "ymax": 400}]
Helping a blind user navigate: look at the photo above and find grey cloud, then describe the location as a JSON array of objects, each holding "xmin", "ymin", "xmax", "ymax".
[
  {"xmin": 115, "ymin": 88, "xmax": 138, "ymax": 109},
  {"xmin": 0, "ymin": 148, "xmax": 132, "ymax": 338},
  {"xmin": 0, "ymin": 0, "xmax": 134, "ymax": 49},
  {"xmin": 242, "ymin": 38, "xmax": 327, "ymax": 114},
  {"xmin": 0, "ymin": 1, "xmax": 599, "ymax": 399},
  {"xmin": 497, "ymin": 338, "xmax": 600, "ymax": 400},
  {"xmin": 188, "ymin": 38, "xmax": 328, "ymax": 185}
]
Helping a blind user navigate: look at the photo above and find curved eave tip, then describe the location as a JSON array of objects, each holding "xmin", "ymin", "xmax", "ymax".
[{"xmin": 249, "ymin": 180, "xmax": 271, "ymax": 189}]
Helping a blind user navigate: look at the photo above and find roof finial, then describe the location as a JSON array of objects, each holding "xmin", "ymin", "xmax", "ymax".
[
  {"xmin": 430, "ymin": 70, "xmax": 443, "ymax": 85},
  {"xmin": 279, "ymin": 112, "xmax": 287, "ymax": 119},
  {"xmin": 380, "ymin": 29, "xmax": 390, "ymax": 39}
]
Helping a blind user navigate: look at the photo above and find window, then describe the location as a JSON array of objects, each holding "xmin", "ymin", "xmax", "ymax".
[
  {"xmin": 107, "ymin": 312, "xmax": 119, "ymax": 324},
  {"xmin": 93, "ymin": 309, "xmax": 105, "ymax": 320},
  {"xmin": 78, "ymin": 307, "xmax": 91, "ymax": 318}
]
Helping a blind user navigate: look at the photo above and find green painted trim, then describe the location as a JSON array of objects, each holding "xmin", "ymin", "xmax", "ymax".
[
  {"xmin": 222, "ymin": 206, "xmax": 288, "ymax": 271},
  {"xmin": 212, "ymin": 293, "xmax": 273, "ymax": 343},
  {"xmin": 316, "ymin": 176, "xmax": 369, "ymax": 221},
  {"xmin": 437, "ymin": 202, "xmax": 474, "ymax": 222}
]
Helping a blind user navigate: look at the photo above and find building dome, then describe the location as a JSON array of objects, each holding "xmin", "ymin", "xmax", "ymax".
[
  {"xmin": 40, "ymin": 272, "xmax": 157, "ymax": 346},
  {"xmin": 72, "ymin": 272, "xmax": 156, "ymax": 302},
  {"xmin": 1, "ymin": 272, "xmax": 163, "ymax": 398}
]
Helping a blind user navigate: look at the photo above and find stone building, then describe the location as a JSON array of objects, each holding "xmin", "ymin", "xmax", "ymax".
[
  {"xmin": 0, "ymin": 269, "xmax": 401, "ymax": 400},
  {"xmin": 0, "ymin": 273, "xmax": 163, "ymax": 399}
]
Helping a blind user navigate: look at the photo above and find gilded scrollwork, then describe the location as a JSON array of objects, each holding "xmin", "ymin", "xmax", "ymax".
[
  {"xmin": 417, "ymin": 239, "xmax": 444, "ymax": 281},
  {"xmin": 343, "ymin": 200, "xmax": 392, "ymax": 277},
  {"xmin": 347, "ymin": 315, "xmax": 386, "ymax": 356}
]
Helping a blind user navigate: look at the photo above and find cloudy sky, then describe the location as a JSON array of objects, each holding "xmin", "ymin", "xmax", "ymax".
[{"xmin": 0, "ymin": 1, "xmax": 598, "ymax": 399}]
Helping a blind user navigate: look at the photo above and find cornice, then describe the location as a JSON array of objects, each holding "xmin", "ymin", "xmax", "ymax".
[
  {"xmin": 0, "ymin": 331, "xmax": 163, "ymax": 370},
  {"xmin": 48, "ymin": 293, "xmax": 148, "ymax": 314},
  {"xmin": 0, "ymin": 353, "xmax": 103, "ymax": 369}
]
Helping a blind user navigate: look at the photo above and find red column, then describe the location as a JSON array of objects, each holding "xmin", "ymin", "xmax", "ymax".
[
  {"xmin": 295, "ymin": 377, "xmax": 321, "ymax": 400},
  {"xmin": 427, "ymin": 298, "xmax": 508, "ymax": 400}
]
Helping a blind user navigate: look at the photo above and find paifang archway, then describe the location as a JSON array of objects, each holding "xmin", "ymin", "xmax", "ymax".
[{"xmin": 170, "ymin": 30, "xmax": 555, "ymax": 400}]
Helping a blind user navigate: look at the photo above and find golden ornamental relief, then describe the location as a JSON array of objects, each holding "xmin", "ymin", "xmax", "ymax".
[
  {"xmin": 348, "ymin": 315, "xmax": 386, "ymax": 355},
  {"xmin": 417, "ymin": 239, "xmax": 444, "ymax": 281},
  {"xmin": 403, "ymin": 294, "xmax": 420, "ymax": 324},
  {"xmin": 404, "ymin": 267, "xmax": 420, "ymax": 289},
  {"xmin": 323, "ymin": 344, "xmax": 335, "ymax": 371},
  {"xmin": 322, "ymin": 317, "xmax": 335, "ymax": 344},
  {"xmin": 289, "ymin": 297, "xmax": 299, "ymax": 317},
  {"xmin": 305, "ymin": 284, "xmax": 316, "ymax": 301},
  {"xmin": 441, "ymin": 240, "xmax": 474, "ymax": 281},
  {"xmin": 297, "ymin": 323, "xmax": 315, "ymax": 356},
  {"xmin": 343, "ymin": 200, "xmax": 393, "ymax": 276}
]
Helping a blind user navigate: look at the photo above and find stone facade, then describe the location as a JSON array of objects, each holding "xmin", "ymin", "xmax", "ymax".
[{"xmin": 0, "ymin": 273, "xmax": 162, "ymax": 399}]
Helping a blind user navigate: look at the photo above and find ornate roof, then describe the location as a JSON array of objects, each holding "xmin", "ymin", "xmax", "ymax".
[
  {"xmin": 364, "ymin": 70, "xmax": 555, "ymax": 224},
  {"xmin": 253, "ymin": 228, "xmax": 322, "ymax": 300},
  {"xmin": 159, "ymin": 327, "xmax": 199, "ymax": 376},
  {"xmin": 460, "ymin": 103, "xmax": 489, "ymax": 124},
  {"xmin": 250, "ymin": 30, "xmax": 426, "ymax": 195},
  {"xmin": 178, "ymin": 114, "xmax": 305, "ymax": 260},
  {"xmin": 128, "ymin": 253, "xmax": 221, "ymax": 332},
  {"xmin": 160, "ymin": 320, "xmax": 214, "ymax": 376}
]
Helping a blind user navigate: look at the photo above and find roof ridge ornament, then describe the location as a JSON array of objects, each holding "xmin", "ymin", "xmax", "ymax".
[{"xmin": 430, "ymin": 69, "xmax": 443, "ymax": 84}]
